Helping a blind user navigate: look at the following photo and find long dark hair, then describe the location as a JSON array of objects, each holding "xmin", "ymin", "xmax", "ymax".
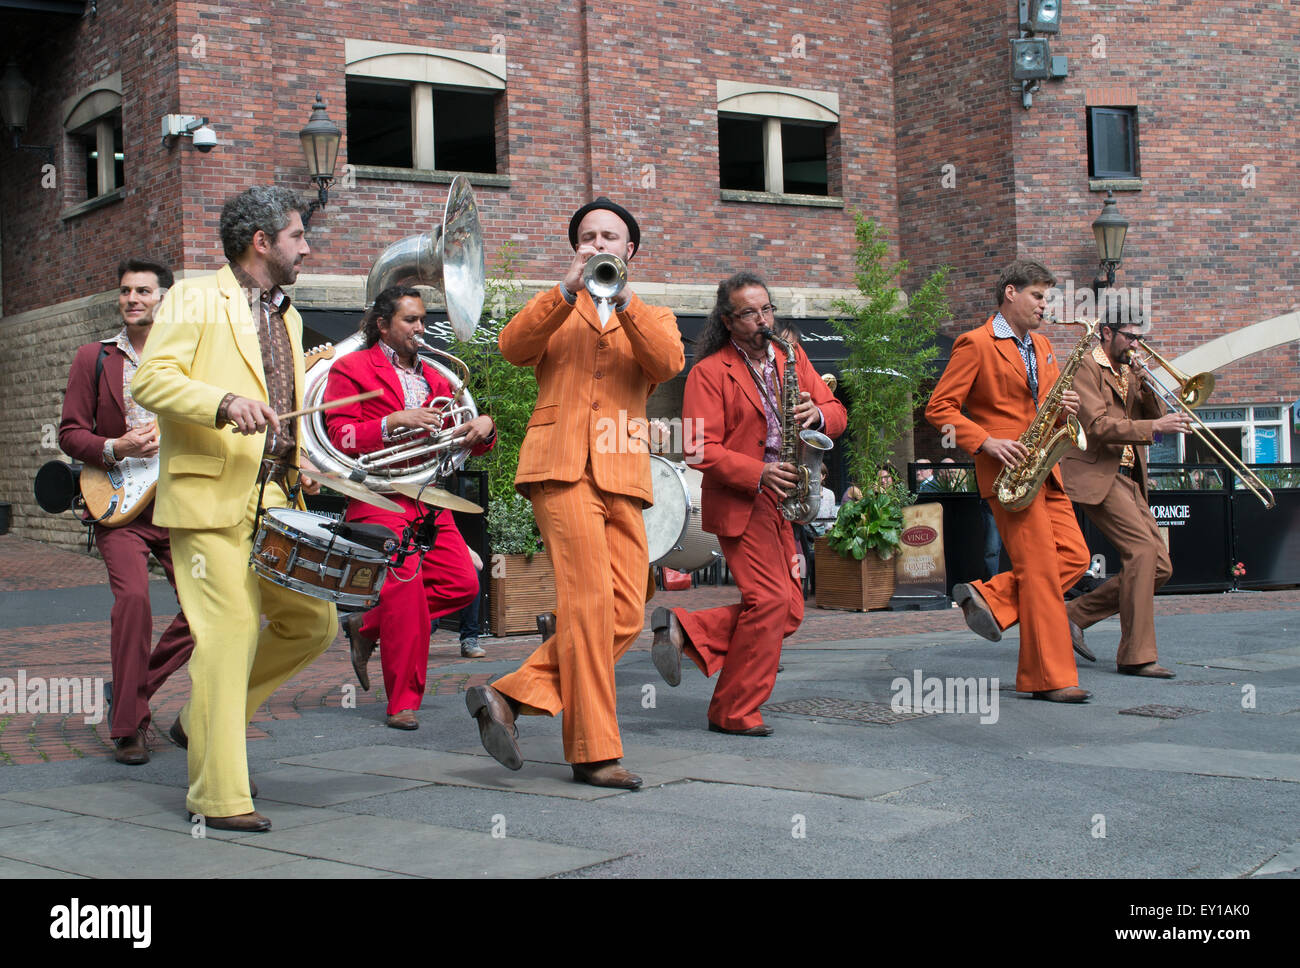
[
  {"xmin": 695, "ymin": 271, "xmax": 770, "ymax": 360},
  {"xmin": 360, "ymin": 286, "xmax": 423, "ymax": 347}
]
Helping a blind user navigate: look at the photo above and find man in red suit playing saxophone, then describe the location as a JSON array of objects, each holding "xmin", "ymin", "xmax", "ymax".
[
  {"xmin": 650, "ymin": 272, "xmax": 846, "ymax": 735},
  {"xmin": 323, "ymin": 286, "xmax": 495, "ymax": 729}
]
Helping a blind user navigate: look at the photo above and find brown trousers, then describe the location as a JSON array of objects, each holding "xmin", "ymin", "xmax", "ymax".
[{"xmin": 1066, "ymin": 474, "xmax": 1172, "ymax": 666}]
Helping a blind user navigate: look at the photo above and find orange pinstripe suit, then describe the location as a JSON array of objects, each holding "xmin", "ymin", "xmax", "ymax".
[
  {"xmin": 925, "ymin": 316, "xmax": 1090, "ymax": 692},
  {"xmin": 492, "ymin": 285, "xmax": 683, "ymax": 763}
]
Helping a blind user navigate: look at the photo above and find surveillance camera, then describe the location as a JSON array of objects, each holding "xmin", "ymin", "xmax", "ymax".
[{"xmin": 191, "ymin": 125, "xmax": 217, "ymax": 152}]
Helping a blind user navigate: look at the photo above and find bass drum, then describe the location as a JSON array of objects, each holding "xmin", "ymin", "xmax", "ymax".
[{"xmin": 643, "ymin": 455, "xmax": 722, "ymax": 572}]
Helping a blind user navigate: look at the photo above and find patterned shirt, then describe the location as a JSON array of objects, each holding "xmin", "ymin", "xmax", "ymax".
[
  {"xmin": 733, "ymin": 339, "xmax": 782, "ymax": 462},
  {"xmin": 1092, "ymin": 345, "xmax": 1136, "ymax": 468},
  {"xmin": 102, "ymin": 329, "xmax": 156, "ymax": 466},
  {"xmin": 228, "ymin": 262, "xmax": 296, "ymax": 460},
  {"xmin": 991, "ymin": 312, "xmax": 1039, "ymax": 405},
  {"xmin": 378, "ymin": 341, "xmax": 432, "ymax": 441}
]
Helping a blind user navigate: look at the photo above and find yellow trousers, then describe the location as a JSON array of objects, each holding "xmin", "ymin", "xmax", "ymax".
[{"xmin": 169, "ymin": 488, "xmax": 336, "ymax": 816}]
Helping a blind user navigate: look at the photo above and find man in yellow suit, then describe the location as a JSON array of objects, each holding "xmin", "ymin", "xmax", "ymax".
[{"xmin": 133, "ymin": 186, "xmax": 336, "ymax": 832}]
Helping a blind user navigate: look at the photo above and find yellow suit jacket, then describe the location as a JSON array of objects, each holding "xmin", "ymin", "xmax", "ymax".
[
  {"xmin": 500, "ymin": 285, "xmax": 684, "ymax": 504},
  {"xmin": 132, "ymin": 264, "xmax": 307, "ymax": 529}
]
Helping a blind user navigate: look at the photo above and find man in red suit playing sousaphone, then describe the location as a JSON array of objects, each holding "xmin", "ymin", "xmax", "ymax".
[
  {"xmin": 925, "ymin": 259, "xmax": 1093, "ymax": 703},
  {"xmin": 650, "ymin": 272, "xmax": 846, "ymax": 735},
  {"xmin": 323, "ymin": 286, "xmax": 496, "ymax": 729}
]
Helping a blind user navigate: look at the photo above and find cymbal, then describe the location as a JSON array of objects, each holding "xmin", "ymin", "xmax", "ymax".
[
  {"xmin": 313, "ymin": 471, "xmax": 403, "ymax": 513},
  {"xmin": 389, "ymin": 480, "xmax": 484, "ymax": 514}
]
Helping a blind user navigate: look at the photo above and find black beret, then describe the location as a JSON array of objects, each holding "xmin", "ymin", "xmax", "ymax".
[{"xmin": 568, "ymin": 196, "xmax": 641, "ymax": 259}]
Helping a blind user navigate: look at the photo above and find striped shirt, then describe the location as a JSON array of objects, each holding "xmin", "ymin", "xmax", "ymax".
[{"xmin": 991, "ymin": 312, "xmax": 1039, "ymax": 404}]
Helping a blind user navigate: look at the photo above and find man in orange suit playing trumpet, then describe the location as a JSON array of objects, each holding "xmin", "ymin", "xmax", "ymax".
[
  {"xmin": 324, "ymin": 285, "xmax": 495, "ymax": 730},
  {"xmin": 465, "ymin": 197, "xmax": 684, "ymax": 789}
]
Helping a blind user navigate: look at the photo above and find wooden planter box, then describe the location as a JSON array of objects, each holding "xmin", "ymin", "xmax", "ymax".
[
  {"xmin": 813, "ymin": 536, "xmax": 896, "ymax": 611},
  {"xmin": 489, "ymin": 551, "xmax": 557, "ymax": 636}
]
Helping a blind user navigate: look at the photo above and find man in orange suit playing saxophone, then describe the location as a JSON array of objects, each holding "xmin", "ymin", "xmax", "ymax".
[{"xmin": 465, "ymin": 198, "xmax": 684, "ymax": 789}]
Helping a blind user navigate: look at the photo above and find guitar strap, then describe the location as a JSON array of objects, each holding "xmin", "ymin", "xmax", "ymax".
[{"xmin": 79, "ymin": 343, "xmax": 115, "ymax": 546}]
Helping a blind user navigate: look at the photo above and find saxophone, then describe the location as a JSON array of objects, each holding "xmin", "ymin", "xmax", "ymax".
[
  {"xmin": 993, "ymin": 317, "xmax": 1099, "ymax": 511},
  {"xmin": 760, "ymin": 329, "xmax": 834, "ymax": 524}
]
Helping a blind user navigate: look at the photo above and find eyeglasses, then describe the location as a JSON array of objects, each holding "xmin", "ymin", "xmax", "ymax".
[
  {"xmin": 1115, "ymin": 330, "xmax": 1142, "ymax": 342},
  {"xmin": 730, "ymin": 304, "xmax": 777, "ymax": 323}
]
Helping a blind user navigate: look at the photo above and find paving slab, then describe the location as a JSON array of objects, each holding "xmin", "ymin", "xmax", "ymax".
[
  {"xmin": 277, "ymin": 746, "xmax": 638, "ymax": 800},
  {"xmin": 661, "ymin": 751, "xmax": 934, "ymax": 799},
  {"xmin": 239, "ymin": 813, "xmax": 619, "ymax": 878},
  {"xmin": 0, "ymin": 856, "xmax": 87, "ymax": 878},
  {"xmin": 1029, "ymin": 742, "xmax": 1300, "ymax": 782},
  {"xmin": 0, "ymin": 800, "xmax": 76, "ymax": 828},
  {"xmin": 122, "ymin": 803, "xmax": 355, "ymax": 841},
  {"xmin": 1252, "ymin": 842, "xmax": 1300, "ymax": 877},
  {"xmin": 0, "ymin": 815, "xmax": 290, "ymax": 878},
  {"xmin": 1, "ymin": 780, "xmax": 179, "ymax": 819},
  {"xmin": 252, "ymin": 765, "xmax": 431, "ymax": 806},
  {"xmin": 216, "ymin": 858, "xmax": 416, "ymax": 879},
  {"xmin": 1197, "ymin": 646, "xmax": 1300, "ymax": 673}
]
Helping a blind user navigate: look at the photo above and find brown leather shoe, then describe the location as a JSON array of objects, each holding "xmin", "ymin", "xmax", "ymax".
[
  {"xmin": 953, "ymin": 583, "xmax": 1002, "ymax": 642},
  {"xmin": 650, "ymin": 606, "xmax": 686, "ymax": 686},
  {"xmin": 113, "ymin": 730, "xmax": 150, "ymax": 765},
  {"xmin": 1118, "ymin": 662, "xmax": 1175, "ymax": 679},
  {"xmin": 571, "ymin": 759, "xmax": 642, "ymax": 790},
  {"xmin": 168, "ymin": 717, "xmax": 188, "ymax": 749},
  {"xmin": 536, "ymin": 611, "xmax": 556, "ymax": 639},
  {"xmin": 190, "ymin": 810, "xmax": 272, "ymax": 832},
  {"xmin": 343, "ymin": 611, "xmax": 377, "ymax": 692},
  {"xmin": 386, "ymin": 709, "xmax": 419, "ymax": 730},
  {"xmin": 1069, "ymin": 620, "xmax": 1096, "ymax": 662},
  {"xmin": 466, "ymin": 685, "xmax": 523, "ymax": 770},
  {"xmin": 1032, "ymin": 687, "xmax": 1092, "ymax": 703},
  {"xmin": 708, "ymin": 721, "xmax": 775, "ymax": 736}
]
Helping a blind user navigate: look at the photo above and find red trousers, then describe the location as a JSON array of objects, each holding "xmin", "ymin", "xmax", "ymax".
[
  {"xmin": 976, "ymin": 479, "xmax": 1090, "ymax": 692},
  {"xmin": 352, "ymin": 504, "xmax": 478, "ymax": 714},
  {"xmin": 492, "ymin": 466, "xmax": 648, "ymax": 763},
  {"xmin": 94, "ymin": 505, "xmax": 194, "ymax": 738},
  {"xmin": 674, "ymin": 489, "xmax": 803, "ymax": 731}
]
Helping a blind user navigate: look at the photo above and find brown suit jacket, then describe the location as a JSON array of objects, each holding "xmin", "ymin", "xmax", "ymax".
[
  {"xmin": 683, "ymin": 341, "xmax": 847, "ymax": 538},
  {"xmin": 1059, "ymin": 349, "xmax": 1164, "ymax": 505},
  {"xmin": 925, "ymin": 315, "xmax": 1064, "ymax": 499},
  {"xmin": 500, "ymin": 285, "xmax": 684, "ymax": 505},
  {"xmin": 59, "ymin": 339, "xmax": 131, "ymax": 468}
]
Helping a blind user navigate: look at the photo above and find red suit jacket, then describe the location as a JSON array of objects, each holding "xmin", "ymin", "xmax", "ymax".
[
  {"xmin": 59, "ymin": 339, "xmax": 133, "ymax": 468},
  {"xmin": 321, "ymin": 342, "xmax": 493, "ymax": 521},
  {"xmin": 925, "ymin": 316, "xmax": 1065, "ymax": 499},
  {"xmin": 683, "ymin": 341, "xmax": 847, "ymax": 538}
]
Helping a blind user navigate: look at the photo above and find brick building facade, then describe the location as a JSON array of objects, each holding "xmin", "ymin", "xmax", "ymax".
[{"xmin": 1, "ymin": 0, "xmax": 1296, "ymax": 546}]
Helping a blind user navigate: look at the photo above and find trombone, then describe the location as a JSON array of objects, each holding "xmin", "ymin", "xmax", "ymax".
[{"xmin": 1129, "ymin": 339, "xmax": 1274, "ymax": 509}]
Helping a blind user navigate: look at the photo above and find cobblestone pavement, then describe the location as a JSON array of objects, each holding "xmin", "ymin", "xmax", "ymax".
[{"xmin": 2, "ymin": 532, "xmax": 1297, "ymax": 765}]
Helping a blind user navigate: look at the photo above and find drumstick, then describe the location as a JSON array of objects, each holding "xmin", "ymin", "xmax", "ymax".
[{"xmin": 277, "ymin": 390, "xmax": 381, "ymax": 421}]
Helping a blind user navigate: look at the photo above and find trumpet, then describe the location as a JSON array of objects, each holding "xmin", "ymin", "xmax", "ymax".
[
  {"xmin": 582, "ymin": 252, "xmax": 626, "ymax": 324},
  {"xmin": 1127, "ymin": 339, "xmax": 1274, "ymax": 509}
]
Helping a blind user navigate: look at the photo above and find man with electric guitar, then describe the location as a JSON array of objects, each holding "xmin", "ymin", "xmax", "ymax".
[{"xmin": 58, "ymin": 258, "xmax": 195, "ymax": 765}]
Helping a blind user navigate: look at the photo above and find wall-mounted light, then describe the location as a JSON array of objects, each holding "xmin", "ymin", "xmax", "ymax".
[
  {"xmin": 298, "ymin": 94, "xmax": 341, "ymax": 228},
  {"xmin": 0, "ymin": 61, "xmax": 54, "ymax": 162},
  {"xmin": 1014, "ymin": 1, "xmax": 1068, "ymax": 110},
  {"xmin": 1092, "ymin": 190, "xmax": 1129, "ymax": 292},
  {"xmin": 161, "ymin": 114, "xmax": 217, "ymax": 151}
]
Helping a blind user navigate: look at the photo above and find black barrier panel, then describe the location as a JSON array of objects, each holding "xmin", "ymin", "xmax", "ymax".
[
  {"xmin": 913, "ymin": 492, "xmax": 986, "ymax": 596},
  {"xmin": 1233, "ymin": 465, "xmax": 1300, "ymax": 590}
]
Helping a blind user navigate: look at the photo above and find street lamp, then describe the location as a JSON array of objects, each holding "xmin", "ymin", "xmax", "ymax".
[
  {"xmin": 0, "ymin": 61, "xmax": 54, "ymax": 162},
  {"xmin": 298, "ymin": 94, "xmax": 341, "ymax": 227},
  {"xmin": 1092, "ymin": 190, "xmax": 1128, "ymax": 292}
]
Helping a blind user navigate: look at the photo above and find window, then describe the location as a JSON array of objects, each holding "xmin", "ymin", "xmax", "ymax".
[
  {"xmin": 1087, "ymin": 107, "xmax": 1138, "ymax": 179},
  {"xmin": 716, "ymin": 81, "xmax": 839, "ymax": 201},
  {"xmin": 61, "ymin": 73, "xmax": 124, "ymax": 205},
  {"xmin": 1162, "ymin": 405, "xmax": 1292, "ymax": 465},
  {"xmin": 344, "ymin": 40, "xmax": 505, "ymax": 177}
]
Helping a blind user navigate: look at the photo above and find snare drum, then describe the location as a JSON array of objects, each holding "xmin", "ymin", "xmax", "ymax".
[
  {"xmin": 251, "ymin": 508, "xmax": 390, "ymax": 608},
  {"xmin": 643, "ymin": 455, "xmax": 722, "ymax": 572}
]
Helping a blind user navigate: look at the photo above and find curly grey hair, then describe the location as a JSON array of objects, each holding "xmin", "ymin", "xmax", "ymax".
[{"xmin": 219, "ymin": 186, "xmax": 306, "ymax": 262}]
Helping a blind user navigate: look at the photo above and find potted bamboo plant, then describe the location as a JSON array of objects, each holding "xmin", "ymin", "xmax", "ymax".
[{"xmin": 815, "ymin": 216, "xmax": 952, "ymax": 611}]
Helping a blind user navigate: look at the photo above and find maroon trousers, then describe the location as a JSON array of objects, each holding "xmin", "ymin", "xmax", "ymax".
[
  {"xmin": 94, "ymin": 505, "xmax": 194, "ymax": 738},
  {"xmin": 673, "ymin": 489, "xmax": 803, "ymax": 731}
]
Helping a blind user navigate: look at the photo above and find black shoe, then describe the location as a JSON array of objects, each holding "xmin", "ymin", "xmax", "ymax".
[
  {"xmin": 708, "ymin": 721, "xmax": 774, "ymax": 737},
  {"xmin": 168, "ymin": 717, "xmax": 188, "ymax": 750}
]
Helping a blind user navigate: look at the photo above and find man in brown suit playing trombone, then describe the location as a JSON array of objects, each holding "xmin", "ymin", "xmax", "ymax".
[{"xmin": 1059, "ymin": 305, "xmax": 1189, "ymax": 678}]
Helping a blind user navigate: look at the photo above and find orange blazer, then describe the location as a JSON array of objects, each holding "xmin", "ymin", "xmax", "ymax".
[
  {"xmin": 500, "ymin": 285, "xmax": 684, "ymax": 505},
  {"xmin": 683, "ymin": 341, "xmax": 847, "ymax": 538},
  {"xmin": 925, "ymin": 315, "xmax": 1064, "ymax": 499}
]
